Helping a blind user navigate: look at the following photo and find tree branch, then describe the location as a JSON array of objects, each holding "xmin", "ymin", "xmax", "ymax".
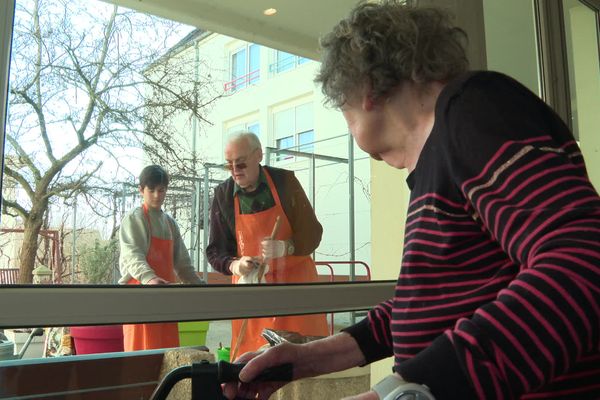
[{"xmin": 2, "ymin": 198, "xmax": 29, "ymax": 220}]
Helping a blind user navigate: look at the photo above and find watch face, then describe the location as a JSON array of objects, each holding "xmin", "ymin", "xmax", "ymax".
[{"xmin": 394, "ymin": 391, "xmax": 432, "ymax": 400}]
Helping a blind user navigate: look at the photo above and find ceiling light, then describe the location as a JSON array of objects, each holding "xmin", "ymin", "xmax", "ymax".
[{"xmin": 263, "ymin": 8, "xmax": 277, "ymax": 16}]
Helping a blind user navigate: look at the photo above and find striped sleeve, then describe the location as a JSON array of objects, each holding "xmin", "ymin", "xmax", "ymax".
[
  {"xmin": 342, "ymin": 299, "xmax": 394, "ymax": 364},
  {"xmin": 440, "ymin": 74, "xmax": 600, "ymax": 398}
]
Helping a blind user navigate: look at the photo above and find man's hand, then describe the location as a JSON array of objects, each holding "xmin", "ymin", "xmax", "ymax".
[
  {"xmin": 261, "ymin": 239, "xmax": 289, "ymax": 259},
  {"xmin": 147, "ymin": 276, "xmax": 169, "ymax": 285},
  {"xmin": 230, "ymin": 256, "xmax": 260, "ymax": 276}
]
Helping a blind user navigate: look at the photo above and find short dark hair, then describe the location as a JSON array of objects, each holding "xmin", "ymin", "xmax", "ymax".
[
  {"xmin": 316, "ymin": 0, "xmax": 469, "ymax": 108},
  {"xmin": 139, "ymin": 165, "xmax": 169, "ymax": 189}
]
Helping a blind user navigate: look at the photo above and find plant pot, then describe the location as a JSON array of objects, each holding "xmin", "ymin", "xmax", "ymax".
[
  {"xmin": 70, "ymin": 325, "xmax": 124, "ymax": 355},
  {"xmin": 177, "ymin": 321, "xmax": 210, "ymax": 347}
]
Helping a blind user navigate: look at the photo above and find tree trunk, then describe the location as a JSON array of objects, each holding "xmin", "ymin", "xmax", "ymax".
[{"xmin": 18, "ymin": 204, "xmax": 46, "ymax": 284}]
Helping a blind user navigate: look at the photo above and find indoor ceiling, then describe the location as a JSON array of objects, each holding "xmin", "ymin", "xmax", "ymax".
[{"xmin": 101, "ymin": 0, "xmax": 361, "ymax": 59}]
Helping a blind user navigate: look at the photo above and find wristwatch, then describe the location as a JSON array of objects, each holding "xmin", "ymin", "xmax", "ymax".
[{"xmin": 372, "ymin": 374, "xmax": 435, "ymax": 400}]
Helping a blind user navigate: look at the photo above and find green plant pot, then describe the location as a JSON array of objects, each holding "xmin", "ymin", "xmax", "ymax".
[{"xmin": 177, "ymin": 321, "xmax": 210, "ymax": 347}]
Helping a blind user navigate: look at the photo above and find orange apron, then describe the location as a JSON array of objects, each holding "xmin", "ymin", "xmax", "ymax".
[
  {"xmin": 123, "ymin": 204, "xmax": 180, "ymax": 351},
  {"xmin": 231, "ymin": 169, "xmax": 328, "ymax": 356}
]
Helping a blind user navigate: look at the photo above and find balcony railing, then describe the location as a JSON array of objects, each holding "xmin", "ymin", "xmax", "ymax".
[
  {"xmin": 269, "ymin": 56, "xmax": 309, "ymax": 74},
  {"xmin": 223, "ymin": 69, "xmax": 260, "ymax": 92}
]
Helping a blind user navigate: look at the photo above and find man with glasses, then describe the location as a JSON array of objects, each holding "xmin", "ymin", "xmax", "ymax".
[{"xmin": 206, "ymin": 131, "xmax": 328, "ymax": 356}]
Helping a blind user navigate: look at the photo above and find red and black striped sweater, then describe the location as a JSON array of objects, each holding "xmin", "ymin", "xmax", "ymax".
[{"xmin": 345, "ymin": 71, "xmax": 600, "ymax": 399}]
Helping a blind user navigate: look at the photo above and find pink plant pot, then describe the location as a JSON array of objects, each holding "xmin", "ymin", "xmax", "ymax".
[{"xmin": 70, "ymin": 325, "xmax": 124, "ymax": 355}]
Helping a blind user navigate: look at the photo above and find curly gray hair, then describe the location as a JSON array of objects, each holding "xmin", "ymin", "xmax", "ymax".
[{"xmin": 316, "ymin": 0, "xmax": 469, "ymax": 108}]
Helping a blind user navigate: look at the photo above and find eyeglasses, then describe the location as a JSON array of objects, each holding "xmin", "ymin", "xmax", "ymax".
[
  {"xmin": 223, "ymin": 161, "xmax": 247, "ymax": 171},
  {"xmin": 223, "ymin": 148, "xmax": 258, "ymax": 171}
]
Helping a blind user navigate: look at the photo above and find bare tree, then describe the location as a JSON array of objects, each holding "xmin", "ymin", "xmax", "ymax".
[{"xmin": 3, "ymin": 0, "xmax": 221, "ymax": 283}]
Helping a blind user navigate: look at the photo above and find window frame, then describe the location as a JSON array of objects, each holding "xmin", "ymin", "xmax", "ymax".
[
  {"xmin": 0, "ymin": 0, "xmax": 392, "ymax": 334},
  {"xmin": 269, "ymin": 50, "xmax": 309, "ymax": 74},
  {"xmin": 0, "ymin": 282, "xmax": 395, "ymax": 328},
  {"xmin": 272, "ymin": 102, "xmax": 314, "ymax": 162},
  {"xmin": 534, "ymin": 0, "xmax": 572, "ymax": 130},
  {"xmin": 0, "ymin": 0, "xmax": 14, "ymax": 199}
]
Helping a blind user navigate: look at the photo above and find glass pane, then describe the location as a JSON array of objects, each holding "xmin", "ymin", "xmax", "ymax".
[
  {"xmin": 1, "ymin": 0, "xmax": 375, "ymax": 296},
  {"xmin": 276, "ymin": 50, "xmax": 295, "ymax": 73},
  {"xmin": 276, "ymin": 135, "xmax": 294, "ymax": 161},
  {"xmin": 248, "ymin": 44, "xmax": 260, "ymax": 84},
  {"xmin": 276, "ymin": 136, "xmax": 294, "ymax": 149},
  {"xmin": 295, "ymin": 102, "xmax": 313, "ymax": 133},
  {"xmin": 273, "ymin": 108, "xmax": 294, "ymax": 139},
  {"xmin": 247, "ymin": 122, "xmax": 260, "ymax": 135},
  {"xmin": 298, "ymin": 130, "xmax": 315, "ymax": 153},
  {"xmin": 0, "ymin": 310, "xmax": 371, "ymax": 398},
  {"xmin": 231, "ymin": 48, "xmax": 247, "ymax": 90},
  {"xmin": 0, "ymin": 310, "xmax": 362, "ymax": 360},
  {"xmin": 2, "ymin": 0, "xmax": 205, "ymax": 286}
]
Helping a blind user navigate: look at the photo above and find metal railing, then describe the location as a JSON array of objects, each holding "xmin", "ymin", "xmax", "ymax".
[
  {"xmin": 0, "ymin": 268, "xmax": 18, "ymax": 284},
  {"xmin": 315, "ymin": 261, "xmax": 372, "ymax": 335},
  {"xmin": 223, "ymin": 69, "xmax": 260, "ymax": 92}
]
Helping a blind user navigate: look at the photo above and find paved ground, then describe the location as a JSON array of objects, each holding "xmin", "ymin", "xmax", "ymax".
[{"xmin": 204, "ymin": 320, "xmax": 232, "ymax": 353}]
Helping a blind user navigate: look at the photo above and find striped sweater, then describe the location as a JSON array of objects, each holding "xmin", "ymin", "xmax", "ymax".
[{"xmin": 345, "ymin": 71, "xmax": 600, "ymax": 399}]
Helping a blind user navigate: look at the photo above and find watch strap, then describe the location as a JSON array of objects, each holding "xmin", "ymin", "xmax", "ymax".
[
  {"xmin": 372, "ymin": 374, "xmax": 405, "ymax": 399},
  {"xmin": 372, "ymin": 374, "xmax": 435, "ymax": 400},
  {"xmin": 384, "ymin": 383, "xmax": 436, "ymax": 400}
]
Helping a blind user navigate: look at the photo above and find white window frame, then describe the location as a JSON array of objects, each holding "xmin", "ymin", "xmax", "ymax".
[
  {"xmin": 226, "ymin": 43, "xmax": 260, "ymax": 92},
  {"xmin": 0, "ymin": 1, "xmax": 394, "ymax": 332}
]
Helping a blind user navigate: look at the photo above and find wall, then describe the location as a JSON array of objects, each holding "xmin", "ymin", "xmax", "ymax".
[
  {"xmin": 368, "ymin": 160, "xmax": 411, "ymax": 383},
  {"xmin": 483, "ymin": 0, "xmax": 540, "ymax": 94},
  {"xmin": 564, "ymin": 1, "xmax": 600, "ymax": 191}
]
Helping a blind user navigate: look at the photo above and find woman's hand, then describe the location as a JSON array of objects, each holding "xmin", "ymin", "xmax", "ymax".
[
  {"xmin": 223, "ymin": 333, "xmax": 366, "ymax": 400},
  {"xmin": 222, "ymin": 342, "xmax": 301, "ymax": 400}
]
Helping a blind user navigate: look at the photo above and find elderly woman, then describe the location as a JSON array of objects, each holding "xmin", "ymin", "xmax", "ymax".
[{"xmin": 223, "ymin": 1, "xmax": 600, "ymax": 399}]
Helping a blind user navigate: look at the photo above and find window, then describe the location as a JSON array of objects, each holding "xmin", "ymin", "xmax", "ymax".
[
  {"xmin": 0, "ymin": 0, "xmax": 379, "ymax": 362},
  {"xmin": 272, "ymin": 102, "xmax": 314, "ymax": 161},
  {"xmin": 226, "ymin": 44, "xmax": 260, "ymax": 92},
  {"xmin": 276, "ymin": 135, "xmax": 295, "ymax": 161},
  {"xmin": 226, "ymin": 120, "xmax": 261, "ymax": 144},
  {"xmin": 247, "ymin": 122, "xmax": 260, "ymax": 136},
  {"xmin": 269, "ymin": 50, "xmax": 310, "ymax": 74}
]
